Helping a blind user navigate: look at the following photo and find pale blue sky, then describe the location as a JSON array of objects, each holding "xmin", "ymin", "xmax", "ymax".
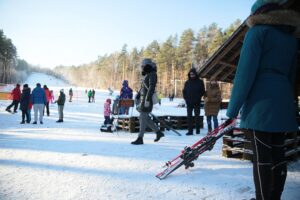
[{"xmin": 0, "ymin": 0, "xmax": 255, "ymax": 68}]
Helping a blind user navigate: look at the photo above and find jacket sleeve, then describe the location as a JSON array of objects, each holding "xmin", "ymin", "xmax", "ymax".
[
  {"xmin": 146, "ymin": 73, "xmax": 157, "ymax": 101},
  {"xmin": 226, "ymin": 27, "xmax": 264, "ymax": 118},
  {"xmin": 182, "ymin": 82, "xmax": 187, "ymax": 101}
]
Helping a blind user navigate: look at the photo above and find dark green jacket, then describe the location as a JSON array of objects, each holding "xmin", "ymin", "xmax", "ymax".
[{"xmin": 57, "ymin": 92, "xmax": 66, "ymax": 105}]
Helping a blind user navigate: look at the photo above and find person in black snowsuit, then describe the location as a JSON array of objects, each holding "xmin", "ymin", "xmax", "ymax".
[
  {"xmin": 182, "ymin": 68, "xmax": 205, "ymax": 135},
  {"xmin": 131, "ymin": 58, "xmax": 164, "ymax": 145},
  {"xmin": 20, "ymin": 84, "xmax": 31, "ymax": 124}
]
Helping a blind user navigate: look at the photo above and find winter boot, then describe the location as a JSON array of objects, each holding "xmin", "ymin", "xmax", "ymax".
[
  {"xmin": 20, "ymin": 121, "xmax": 25, "ymax": 124},
  {"xmin": 32, "ymin": 121, "xmax": 37, "ymax": 124},
  {"xmin": 186, "ymin": 132, "xmax": 193, "ymax": 136},
  {"xmin": 131, "ymin": 137, "xmax": 144, "ymax": 145},
  {"xmin": 154, "ymin": 131, "xmax": 165, "ymax": 142},
  {"xmin": 40, "ymin": 121, "xmax": 43, "ymax": 124},
  {"xmin": 56, "ymin": 119, "xmax": 63, "ymax": 123}
]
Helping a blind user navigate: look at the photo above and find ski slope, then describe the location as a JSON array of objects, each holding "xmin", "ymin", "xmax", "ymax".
[{"xmin": 0, "ymin": 73, "xmax": 299, "ymax": 200}]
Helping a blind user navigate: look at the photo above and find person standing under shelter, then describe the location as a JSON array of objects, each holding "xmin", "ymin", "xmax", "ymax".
[
  {"xmin": 131, "ymin": 58, "xmax": 164, "ymax": 145},
  {"xmin": 226, "ymin": 1, "xmax": 300, "ymax": 199},
  {"xmin": 182, "ymin": 68, "xmax": 205, "ymax": 135},
  {"xmin": 31, "ymin": 83, "xmax": 46, "ymax": 124},
  {"xmin": 204, "ymin": 80, "xmax": 222, "ymax": 133},
  {"xmin": 6, "ymin": 83, "xmax": 21, "ymax": 113}
]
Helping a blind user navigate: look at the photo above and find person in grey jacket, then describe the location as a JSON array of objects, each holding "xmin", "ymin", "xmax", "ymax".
[{"xmin": 131, "ymin": 59, "xmax": 164, "ymax": 145}]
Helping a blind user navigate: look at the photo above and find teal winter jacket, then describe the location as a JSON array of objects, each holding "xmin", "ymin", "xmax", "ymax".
[{"xmin": 227, "ymin": 14, "xmax": 299, "ymax": 132}]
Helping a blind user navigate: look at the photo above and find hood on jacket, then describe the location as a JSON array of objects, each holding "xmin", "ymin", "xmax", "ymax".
[
  {"xmin": 141, "ymin": 58, "xmax": 157, "ymax": 75},
  {"xmin": 106, "ymin": 98, "xmax": 111, "ymax": 104},
  {"xmin": 122, "ymin": 80, "xmax": 128, "ymax": 87},
  {"xmin": 247, "ymin": 9, "xmax": 300, "ymax": 35},
  {"xmin": 187, "ymin": 68, "xmax": 199, "ymax": 80}
]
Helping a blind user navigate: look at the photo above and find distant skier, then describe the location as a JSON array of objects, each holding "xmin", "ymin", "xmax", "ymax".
[
  {"xmin": 92, "ymin": 89, "xmax": 96, "ymax": 102},
  {"xmin": 31, "ymin": 83, "xmax": 46, "ymax": 124},
  {"xmin": 55, "ymin": 89, "xmax": 66, "ymax": 123},
  {"xmin": 88, "ymin": 90, "xmax": 92, "ymax": 103},
  {"xmin": 69, "ymin": 88, "xmax": 73, "ymax": 102},
  {"xmin": 5, "ymin": 83, "xmax": 21, "ymax": 113}
]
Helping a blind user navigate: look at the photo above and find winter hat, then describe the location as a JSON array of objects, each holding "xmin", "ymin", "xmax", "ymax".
[
  {"xmin": 60, "ymin": 89, "xmax": 64, "ymax": 92},
  {"xmin": 106, "ymin": 98, "xmax": 111, "ymax": 104},
  {"xmin": 23, "ymin": 84, "xmax": 28, "ymax": 88},
  {"xmin": 251, "ymin": 0, "xmax": 287, "ymax": 14},
  {"xmin": 122, "ymin": 80, "xmax": 128, "ymax": 87}
]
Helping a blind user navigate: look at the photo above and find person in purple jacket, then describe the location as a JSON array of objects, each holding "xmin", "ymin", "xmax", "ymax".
[
  {"xmin": 31, "ymin": 83, "xmax": 46, "ymax": 124},
  {"xmin": 119, "ymin": 80, "xmax": 133, "ymax": 115}
]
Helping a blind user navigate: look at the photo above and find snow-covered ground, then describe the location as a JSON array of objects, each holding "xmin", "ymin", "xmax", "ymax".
[{"xmin": 0, "ymin": 74, "xmax": 299, "ymax": 200}]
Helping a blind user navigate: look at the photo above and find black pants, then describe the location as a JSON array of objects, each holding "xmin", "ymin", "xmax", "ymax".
[
  {"xmin": 43, "ymin": 102, "xmax": 50, "ymax": 116},
  {"xmin": 247, "ymin": 130, "xmax": 287, "ymax": 200},
  {"xmin": 6, "ymin": 100, "xmax": 19, "ymax": 112},
  {"xmin": 21, "ymin": 109, "xmax": 30, "ymax": 123},
  {"xmin": 186, "ymin": 104, "xmax": 200, "ymax": 133}
]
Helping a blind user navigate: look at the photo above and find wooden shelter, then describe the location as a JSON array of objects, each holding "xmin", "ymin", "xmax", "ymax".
[{"xmin": 198, "ymin": 0, "xmax": 300, "ymax": 97}]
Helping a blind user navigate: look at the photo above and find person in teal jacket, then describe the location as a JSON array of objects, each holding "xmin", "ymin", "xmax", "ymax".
[{"xmin": 226, "ymin": 1, "xmax": 300, "ymax": 199}]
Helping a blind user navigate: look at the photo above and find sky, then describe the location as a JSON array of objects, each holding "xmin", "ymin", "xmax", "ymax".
[{"xmin": 0, "ymin": 0, "xmax": 255, "ymax": 69}]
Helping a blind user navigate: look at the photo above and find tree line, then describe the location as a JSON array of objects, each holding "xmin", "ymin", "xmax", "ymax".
[
  {"xmin": 0, "ymin": 30, "xmax": 67, "ymax": 84},
  {"xmin": 54, "ymin": 20, "xmax": 241, "ymax": 98}
]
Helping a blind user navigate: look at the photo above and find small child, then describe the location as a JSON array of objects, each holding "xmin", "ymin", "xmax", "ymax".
[{"xmin": 101, "ymin": 98, "xmax": 114, "ymax": 132}]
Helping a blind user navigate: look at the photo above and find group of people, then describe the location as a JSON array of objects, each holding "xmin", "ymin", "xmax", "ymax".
[
  {"xmin": 5, "ymin": 83, "xmax": 66, "ymax": 123},
  {"xmin": 87, "ymin": 89, "xmax": 96, "ymax": 103}
]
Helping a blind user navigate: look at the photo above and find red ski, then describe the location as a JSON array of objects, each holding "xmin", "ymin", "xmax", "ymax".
[{"xmin": 156, "ymin": 119, "xmax": 237, "ymax": 180}]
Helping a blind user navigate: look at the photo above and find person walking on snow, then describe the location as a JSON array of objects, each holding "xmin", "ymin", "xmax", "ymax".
[
  {"xmin": 20, "ymin": 84, "xmax": 31, "ymax": 124},
  {"xmin": 131, "ymin": 58, "xmax": 164, "ymax": 145},
  {"xmin": 31, "ymin": 83, "xmax": 46, "ymax": 124},
  {"xmin": 204, "ymin": 80, "xmax": 222, "ymax": 133},
  {"xmin": 88, "ymin": 90, "xmax": 92, "ymax": 103},
  {"xmin": 56, "ymin": 89, "xmax": 66, "ymax": 122},
  {"xmin": 182, "ymin": 68, "xmax": 205, "ymax": 135},
  {"xmin": 6, "ymin": 83, "xmax": 21, "ymax": 113},
  {"xmin": 226, "ymin": 1, "xmax": 300, "ymax": 199}
]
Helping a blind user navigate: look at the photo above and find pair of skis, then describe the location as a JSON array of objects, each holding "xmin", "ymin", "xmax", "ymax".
[
  {"xmin": 155, "ymin": 119, "xmax": 237, "ymax": 180},
  {"xmin": 149, "ymin": 113, "xmax": 182, "ymax": 136}
]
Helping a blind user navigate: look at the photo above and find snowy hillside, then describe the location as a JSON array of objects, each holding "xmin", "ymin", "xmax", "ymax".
[
  {"xmin": 25, "ymin": 72, "xmax": 69, "ymax": 88},
  {"xmin": 0, "ymin": 73, "xmax": 299, "ymax": 200}
]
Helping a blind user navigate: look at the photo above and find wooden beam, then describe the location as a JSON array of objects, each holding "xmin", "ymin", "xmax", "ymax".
[
  {"xmin": 219, "ymin": 61, "xmax": 236, "ymax": 68},
  {"xmin": 201, "ymin": 30, "xmax": 246, "ymax": 77},
  {"xmin": 220, "ymin": 68, "xmax": 236, "ymax": 82}
]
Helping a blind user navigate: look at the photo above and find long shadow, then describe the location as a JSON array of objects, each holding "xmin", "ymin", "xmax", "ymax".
[
  {"xmin": 0, "ymin": 134, "xmax": 179, "ymax": 162},
  {"xmin": 0, "ymin": 158, "xmax": 152, "ymax": 181}
]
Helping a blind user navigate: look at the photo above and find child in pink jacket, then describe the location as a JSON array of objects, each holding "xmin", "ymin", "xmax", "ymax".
[{"xmin": 104, "ymin": 98, "xmax": 112, "ymax": 125}]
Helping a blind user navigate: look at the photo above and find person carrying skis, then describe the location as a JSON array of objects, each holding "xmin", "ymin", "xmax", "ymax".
[
  {"xmin": 131, "ymin": 58, "xmax": 164, "ymax": 145},
  {"xmin": 182, "ymin": 68, "xmax": 205, "ymax": 135},
  {"xmin": 6, "ymin": 83, "xmax": 21, "ymax": 113},
  {"xmin": 226, "ymin": 1, "xmax": 300, "ymax": 199}
]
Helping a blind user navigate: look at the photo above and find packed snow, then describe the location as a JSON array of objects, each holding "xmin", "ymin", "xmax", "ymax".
[{"xmin": 0, "ymin": 74, "xmax": 299, "ymax": 200}]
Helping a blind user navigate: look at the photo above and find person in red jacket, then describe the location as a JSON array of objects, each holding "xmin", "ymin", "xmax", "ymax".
[
  {"xmin": 6, "ymin": 84, "xmax": 21, "ymax": 113},
  {"xmin": 43, "ymin": 85, "xmax": 51, "ymax": 116}
]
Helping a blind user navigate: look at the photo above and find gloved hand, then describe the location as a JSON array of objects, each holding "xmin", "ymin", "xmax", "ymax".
[{"xmin": 144, "ymin": 101, "xmax": 150, "ymax": 108}]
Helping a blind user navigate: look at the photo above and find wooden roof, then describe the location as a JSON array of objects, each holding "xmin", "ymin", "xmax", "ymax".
[{"xmin": 198, "ymin": 0, "xmax": 300, "ymax": 94}]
